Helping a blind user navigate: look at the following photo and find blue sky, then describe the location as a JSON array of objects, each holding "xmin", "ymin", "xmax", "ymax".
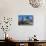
[{"xmin": 19, "ymin": 15, "xmax": 33, "ymax": 21}]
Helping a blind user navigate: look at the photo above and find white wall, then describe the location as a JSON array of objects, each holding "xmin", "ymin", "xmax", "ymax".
[
  {"xmin": 8, "ymin": 15, "xmax": 45, "ymax": 40},
  {"xmin": 44, "ymin": 16, "xmax": 46, "ymax": 39},
  {"xmin": 0, "ymin": 0, "xmax": 46, "ymax": 40}
]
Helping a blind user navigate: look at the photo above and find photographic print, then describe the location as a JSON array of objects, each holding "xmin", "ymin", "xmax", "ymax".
[{"xmin": 18, "ymin": 15, "xmax": 33, "ymax": 25}]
